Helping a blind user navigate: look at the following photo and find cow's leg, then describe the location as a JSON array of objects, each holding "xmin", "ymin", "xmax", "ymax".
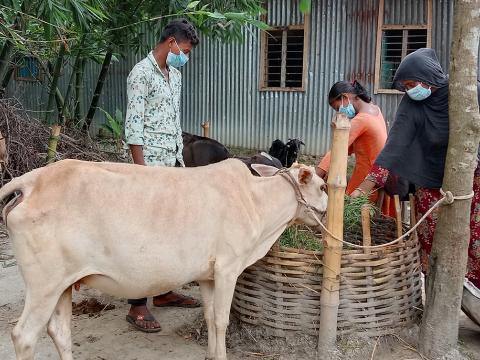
[
  {"xmin": 199, "ymin": 280, "xmax": 216, "ymax": 359},
  {"xmin": 47, "ymin": 287, "xmax": 73, "ymax": 360},
  {"xmin": 11, "ymin": 289, "xmax": 62, "ymax": 360},
  {"xmin": 213, "ymin": 272, "xmax": 238, "ymax": 360}
]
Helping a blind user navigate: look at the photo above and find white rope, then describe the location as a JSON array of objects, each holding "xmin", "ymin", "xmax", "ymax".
[{"xmin": 309, "ymin": 189, "xmax": 474, "ymax": 250}]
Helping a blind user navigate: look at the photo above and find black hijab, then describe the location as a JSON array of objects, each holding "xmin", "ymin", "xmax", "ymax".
[{"xmin": 375, "ymin": 48, "xmax": 480, "ymax": 189}]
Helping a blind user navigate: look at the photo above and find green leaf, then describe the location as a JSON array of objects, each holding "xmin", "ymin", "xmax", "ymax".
[
  {"xmin": 299, "ymin": 0, "xmax": 311, "ymax": 14},
  {"xmin": 249, "ymin": 19, "xmax": 271, "ymax": 31},
  {"xmin": 224, "ymin": 12, "xmax": 248, "ymax": 21},
  {"xmin": 206, "ymin": 11, "xmax": 226, "ymax": 19},
  {"xmin": 187, "ymin": 1, "xmax": 201, "ymax": 9}
]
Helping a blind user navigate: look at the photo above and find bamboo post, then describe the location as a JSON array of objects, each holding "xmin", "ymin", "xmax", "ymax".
[
  {"xmin": 409, "ymin": 194, "xmax": 418, "ymax": 241},
  {"xmin": 45, "ymin": 125, "xmax": 61, "ymax": 165},
  {"xmin": 317, "ymin": 113, "xmax": 350, "ymax": 355},
  {"xmin": 394, "ymin": 195, "xmax": 403, "ymax": 238},
  {"xmin": 394, "ymin": 194, "xmax": 409, "ymax": 310},
  {"xmin": 201, "ymin": 121, "xmax": 210, "ymax": 138},
  {"xmin": 361, "ymin": 205, "xmax": 375, "ymax": 319}
]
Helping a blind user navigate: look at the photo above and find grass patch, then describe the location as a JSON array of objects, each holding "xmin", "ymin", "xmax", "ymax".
[
  {"xmin": 278, "ymin": 225, "xmax": 322, "ymax": 251},
  {"xmin": 344, "ymin": 194, "xmax": 378, "ymax": 234}
]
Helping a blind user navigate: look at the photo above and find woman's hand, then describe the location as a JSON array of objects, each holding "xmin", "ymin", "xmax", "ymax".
[
  {"xmin": 350, "ymin": 180, "xmax": 376, "ymax": 198},
  {"xmin": 316, "ymin": 167, "xmax": 327, "ymax": 180},
  {"xmin": 350, "ymin": 189, "xmax": 364, "ymax": 198}
]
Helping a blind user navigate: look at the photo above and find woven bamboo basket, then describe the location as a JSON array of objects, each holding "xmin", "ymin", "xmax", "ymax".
[{"xmin": 232, "ymin": 215, "xmax": 422, "ymax": 338}]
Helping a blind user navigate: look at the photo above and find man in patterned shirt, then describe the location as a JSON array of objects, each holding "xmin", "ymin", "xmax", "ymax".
[{"xmin": 124, "ymin": 18, "xmax": 200, "ymax": 333}]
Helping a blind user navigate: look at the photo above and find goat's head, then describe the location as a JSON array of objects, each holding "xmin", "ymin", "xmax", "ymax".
[{"xmin": 285, "ymin": 139, "xmax": 305, "ymax": 168}]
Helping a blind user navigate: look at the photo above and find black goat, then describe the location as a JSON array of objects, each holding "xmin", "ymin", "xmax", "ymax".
[
  {"xmin": 268, "ymin": 138, "xmax": 305, "ymax": 168},
  {"xmin": 182, "ymin": 133, "xmax": 300, "ymax": 175},
  {"xmin": 182, "ymin": 132, "xmax": 230, "ymax": 167}
]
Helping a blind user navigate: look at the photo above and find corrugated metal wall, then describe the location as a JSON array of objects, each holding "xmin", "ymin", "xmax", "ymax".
[{"xmin": 6, "ymin": 0, "xmax": 477, "ymax": 155}]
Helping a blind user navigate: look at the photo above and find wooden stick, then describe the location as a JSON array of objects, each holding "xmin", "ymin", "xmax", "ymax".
[
  {"xmin": 362, "ymin": 205, "xmax": 376, "ymax": 323},
  {"xmin": 317, "ymin": 113, "xmax": 350, "ymax": 355},
  {"xmin": 394, "ymin": 195, "xmax": 403, "ymax": 238},
  {"xmin": 409, "ymin": 194, "xmax": 418, "ymax": 241},
  {"xmin": 201, "ymin": 121, "xmax": 210, "ymax": 138}
]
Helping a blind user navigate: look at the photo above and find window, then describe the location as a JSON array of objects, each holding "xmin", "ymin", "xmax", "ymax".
[
  {"xmin": 374, "ymin": 0, "xmax": 432, "ymax": 93},
  {"xmin": 260, "ymin": 19, "xmax": 310, "ymax": 91},
  {"xmin": 15, "ymin": 57, "xmax": 41, "ymax": 82}
]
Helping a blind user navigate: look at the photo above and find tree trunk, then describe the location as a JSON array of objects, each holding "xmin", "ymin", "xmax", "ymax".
[
  {"xmin": 44, "ymin": 42, "xmax": 66, "ymax": 125},
  {"xmin": 83, "ymin": 49, "xmax": 113, "ymax": 131},
  {"xmin": 74, "ymin": 58, "xmax": 86, "ymax": 125},
  {"xmin": 419, "ymin": 1, "xmax": 480, "ymax": 359}
]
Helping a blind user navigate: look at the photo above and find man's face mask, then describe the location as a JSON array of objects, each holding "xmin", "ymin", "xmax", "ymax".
[
  {"xmin": 338, "ymin": 96, "xmax": 356, "ymax": 119},
  {"xmin": 167, "ymin": 39, "xmax": 189, "ymax": 68},
  {"xmin": 406, "ymin": 83, "xmax": 431, "ymax": 101}
]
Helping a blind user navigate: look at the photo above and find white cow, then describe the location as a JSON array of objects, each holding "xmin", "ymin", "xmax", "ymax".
[{"xmin": 0, "ymin": 158, "xmax": 328, "ymax": 360}]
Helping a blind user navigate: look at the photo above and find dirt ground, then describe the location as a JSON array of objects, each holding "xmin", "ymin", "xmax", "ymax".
[{"xmin": 1, "ymin": 226, "xmax": 479, "ymax": 360}]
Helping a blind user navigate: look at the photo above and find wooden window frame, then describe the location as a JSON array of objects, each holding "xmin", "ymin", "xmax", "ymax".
[
  {"xmin": 374, "ymin": 0, "xmax": 432, "ymax": 94},
  {"xmin": 259, "ymin": 15, "xmax": 310, "ymax": 92}
]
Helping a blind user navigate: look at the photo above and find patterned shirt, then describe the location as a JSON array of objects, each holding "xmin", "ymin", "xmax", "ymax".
[{"xmin": 125, "ymin": 51, "xmax": 184, "ymax": 167}]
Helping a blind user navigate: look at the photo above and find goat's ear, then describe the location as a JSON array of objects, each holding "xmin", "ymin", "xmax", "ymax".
[
  {"xmin": 298, "ymin": 167, "xmax": 313, "ymax": 185},
  {"xmin": 251, "ymin": 164, "xmax": 279, "ymax": 177}
]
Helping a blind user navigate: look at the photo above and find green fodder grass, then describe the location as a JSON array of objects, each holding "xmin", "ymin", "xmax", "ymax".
[{"xmin": 278, "ymin": 225, "xmax": 322, "ymax": 251}]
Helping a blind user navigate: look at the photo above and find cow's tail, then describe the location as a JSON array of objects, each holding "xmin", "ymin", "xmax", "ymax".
[{"xmin": 0, "ymin": 169, "xmax": 39, "ymax": 225}]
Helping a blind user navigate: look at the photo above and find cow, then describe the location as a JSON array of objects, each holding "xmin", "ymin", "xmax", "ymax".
[
  {"xmin": 0, "ymin": 158, "xmax": 328, "ymax": 360},
  {"xmin": 268, "ymin": 138, "xmax": 305, "ymax": 168}
]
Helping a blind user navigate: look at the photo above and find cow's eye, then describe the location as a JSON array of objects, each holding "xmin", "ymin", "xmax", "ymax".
[{"xmin": 320, "ymin": 183, "xmax": 327, "ymax": 192}]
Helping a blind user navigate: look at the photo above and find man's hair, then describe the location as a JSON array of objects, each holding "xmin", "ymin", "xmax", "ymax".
[{"xmin": 159, "ymin": 18, "xmax": 199, "ymax": 46}]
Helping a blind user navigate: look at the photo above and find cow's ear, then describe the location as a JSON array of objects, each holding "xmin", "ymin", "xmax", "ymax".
[
  {"xmin": 251, "ymin": 164, "xmax": 279, "ymax": 177},
  {"xmin": 298, "ymin": 167, "xmax": 313, "ymax": 185}
]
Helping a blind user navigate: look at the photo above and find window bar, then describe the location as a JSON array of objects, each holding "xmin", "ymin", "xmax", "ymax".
[
  {"xmin": 281, "ymin": 30, "xmax": 287, "ymax": 88},
  {"xmin": 401, "ymin": 30, "xmax": 408, "ymax": 58}
]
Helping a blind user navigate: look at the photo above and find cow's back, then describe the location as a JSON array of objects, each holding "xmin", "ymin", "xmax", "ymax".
[{"xmin": 7, "ymin": 159, "xmax": 260, "ymax": 297}]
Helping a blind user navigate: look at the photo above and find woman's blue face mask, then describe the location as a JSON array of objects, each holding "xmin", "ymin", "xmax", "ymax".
[
  {"xmin": 406, "ymin": 83, "xmax": 431, "ymax": 101},
  {"xmin": 167, "ymin": 39, "xmax": 189, "ymax": 68},
  {"xmin": 338, "ymin": 96, "xmax": 356, "ymax": 119}
]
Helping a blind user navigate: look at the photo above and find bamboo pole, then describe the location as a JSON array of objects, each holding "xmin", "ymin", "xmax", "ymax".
[
  {"xmin": 201, "ymin": 121, "xmax": 210, "ymax": 138},
  {"xmin": 45, "ymin": 125, "xmax": 61, "ymax": 165},
  {"xmin": 317, "ymin": 113, "xmax": 350, "ymax": 355},
  {"xmin": 361, "ymin": 205, "xmax": 375, "ymax": 317},
  {"xmin": 394, "ymin": 195, "xmax": 403, "ymax": 238}
]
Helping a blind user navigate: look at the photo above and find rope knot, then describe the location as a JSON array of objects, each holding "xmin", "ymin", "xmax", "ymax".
[
  {"xmin": 441, "ymin": 189, "xmax": 455, "ymax": 204},
  {"xmin": 440, "ymin": 188, "xmax": 474, "ymax": 205}
]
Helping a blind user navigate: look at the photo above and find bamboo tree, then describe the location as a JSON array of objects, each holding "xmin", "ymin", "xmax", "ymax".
[
  {"xmin": 0, "ymin": 42, "xmax": 15, "ymax": 92},
  {"xmin": 74, "ymin": 58, "xmax": 86, "ymax": 124},
  {"xmin": 60, "ymin": 38, "xmax": 85, "ymax": 125},
  {"xmin": 83, "ymin": 47, "xmax": 112, "ymax": 131},
  {"xmin": 419, "ymin": 0, "xmax": 480, "ymax": 358},
  {"xmin": 44, "ymin": 42, "xmax": 66, "ymax": 125}
]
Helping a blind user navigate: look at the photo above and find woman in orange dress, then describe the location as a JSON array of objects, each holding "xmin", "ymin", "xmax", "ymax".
[{"xmin": 316, "ymin": 80, "xmax": 394, "ymax": 216}]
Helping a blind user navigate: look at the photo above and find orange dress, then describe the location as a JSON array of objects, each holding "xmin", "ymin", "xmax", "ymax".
[{"xmin": 318, "ymin": 111, "xmax": 395, "ymax": 216}]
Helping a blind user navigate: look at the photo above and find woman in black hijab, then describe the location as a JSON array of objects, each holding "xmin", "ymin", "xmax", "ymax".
[{"xmin": 352, "ymin": 48, "xmax": 480, "ymax": 289}]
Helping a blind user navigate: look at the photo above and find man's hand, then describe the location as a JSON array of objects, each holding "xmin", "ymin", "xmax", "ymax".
[{"xmin": 129, "ymin": 145, "xmax": 146, "ymax": 166}]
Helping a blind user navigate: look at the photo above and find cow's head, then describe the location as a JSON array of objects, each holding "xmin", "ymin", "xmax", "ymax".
[{"xmin": 251, "ymin": 163, "xmax": 328, "ymax": 227}]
